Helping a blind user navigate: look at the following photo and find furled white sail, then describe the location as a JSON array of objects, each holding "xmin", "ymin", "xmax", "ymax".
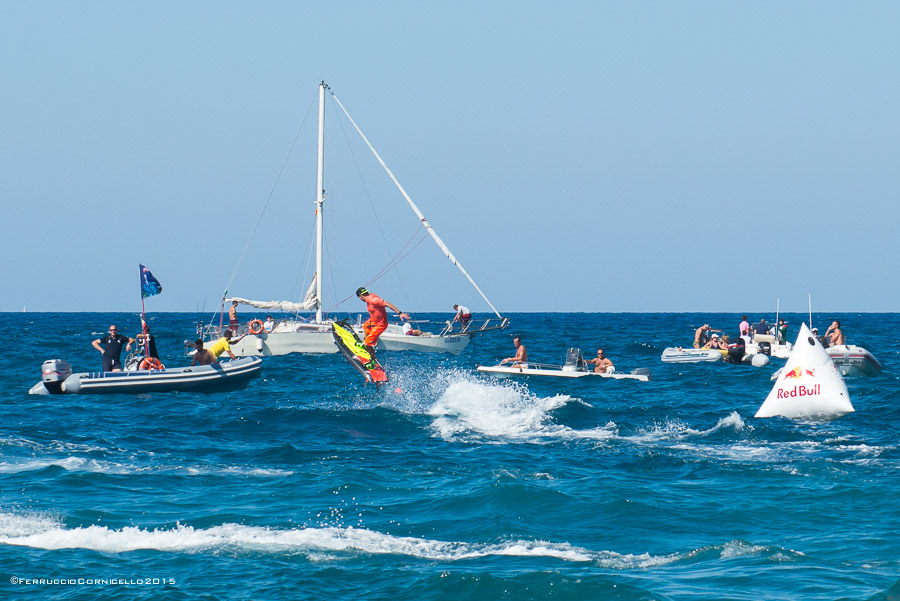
[
  {"xmin": 229, "ymin": 275, "xmax": 318, "ymax": 313},
  {"xmin": 755, "ymin": 323, "xmax": 853, "ymax": 420}
]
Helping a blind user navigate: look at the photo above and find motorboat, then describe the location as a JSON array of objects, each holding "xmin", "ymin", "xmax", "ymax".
[
  {"xmin": 201, "ymin": 82, "xmax": 507, "ymax": 357},
  {"xmin": 28, "ymin": 357, "xmax": 262, "ymax": 395},
  {"xmin": 477, "ymin": 349, "xmax": 651, "ymax": 382},
  {"xmin": 660, "ymin": 348, "xmax": 723, "ymax": 363},
  {"xmin": 744, "ymin": 334, "xmax": 793, "ymax": 359},
  {"xmin": 826, "ymin": 345, "xmax": 882, "ymax": 377}
]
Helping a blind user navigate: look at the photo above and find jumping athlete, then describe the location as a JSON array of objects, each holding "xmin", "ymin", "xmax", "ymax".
[{"xmin": 356, "ymin": 287, "xmax": 410, "ymax": 351}]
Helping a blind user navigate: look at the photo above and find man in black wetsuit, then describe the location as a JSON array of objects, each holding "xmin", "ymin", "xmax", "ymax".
[{"xmin": 91, "ymin": 325, "xmax": 135, "ymax": 372}]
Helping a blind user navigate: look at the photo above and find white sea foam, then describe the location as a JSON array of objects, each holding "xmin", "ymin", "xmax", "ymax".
[
  {"xmin": 426, "ymin": 379, "xmax": 612, "ymax": 443},
  {"xmin": 0, "ymin": 457, "xmax": 292, "ymax": 478}
]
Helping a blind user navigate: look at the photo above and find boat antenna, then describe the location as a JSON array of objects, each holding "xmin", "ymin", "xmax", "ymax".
[{"xmin": 330, "ymin": 90, "xmax": 503, "ymax": 319}]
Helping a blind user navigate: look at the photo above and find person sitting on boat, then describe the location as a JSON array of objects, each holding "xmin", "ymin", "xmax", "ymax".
[
  {"xmin": 208, "ymin": 330, "xmax": 244, "ymax": 361},
  {"xmin": 452, "ymin": 304, "xmax": 472, "ymax": 330},
  {"xmin": 754, "ymin": 319, "xmax": 770, "ymax": 336},
  {"xmin": 705, "ymin": 333, "xmax": 724, "ymax": 350},
  {"xmin": 739, "ymin": 315, "xmax": 750, "ymax": 336},
  {"xmin": 825, "ymin": 320, "xmax": 844, "ymax": 346},
  {"xmin": 402, "ymin": 322, "xmax": 423, "ymax": 336},
  {"xmin": 586, "ymin": 348, "xmax": 615, "ymax": 374},
  {"xmin": 693, "ymin": 324, "xmax": 712, "ymax": 349},
  {"xmin": 725, "ymin": 335, "xmax": 745, "ymax": 364},
  {"xmin": 500, "ymin": 335, "xmax": 528, "ymax": 368},
  {"xmin": 356, "ymin": 287, "xmax": 410, "ymax": 351},
  {"xmin": 263, "ymin": 315, "xmax": 275, "ymax": 333},
  {"xmin": 92, "ymin": 325, "xmax": 135, "ymax": 372},
  {"xmin": 190, "ymin": 339, "xmax": 218, "ymax": 366}
]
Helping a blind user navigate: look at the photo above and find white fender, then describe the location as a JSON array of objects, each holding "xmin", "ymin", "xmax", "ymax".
[{"xmin": 755, "ymin": 323, "xmax": 853, "ymax": 420}]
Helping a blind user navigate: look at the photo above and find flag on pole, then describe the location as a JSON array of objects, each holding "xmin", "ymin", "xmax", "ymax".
[{"xmin": 140, "ymin": 264, "xmax": 163, "ymax": 298}]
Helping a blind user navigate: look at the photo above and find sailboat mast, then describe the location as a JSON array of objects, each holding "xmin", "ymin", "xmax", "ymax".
[{"xmin": 315, "ymin": 82, "xmax": 327, "ymax": 323}]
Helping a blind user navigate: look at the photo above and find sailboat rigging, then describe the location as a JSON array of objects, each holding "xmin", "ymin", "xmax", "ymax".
[{"xmin": 200, "ymin": 82, "xmax": 507, "ymax": 356}]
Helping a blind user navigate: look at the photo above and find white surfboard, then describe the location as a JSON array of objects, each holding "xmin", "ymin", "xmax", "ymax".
[{"xmin": 755, "ymin": 323, "xmax": 853, "ymax": 420}]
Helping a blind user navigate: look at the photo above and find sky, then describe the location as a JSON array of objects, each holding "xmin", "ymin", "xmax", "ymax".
[{"xmin": 2, "ymin": 1, "xmax": 898, "ymax": 314}]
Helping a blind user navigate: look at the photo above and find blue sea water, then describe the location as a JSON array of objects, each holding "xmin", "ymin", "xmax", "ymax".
[{"xmin": 1, "ymin": 311, "xmax": 898, "ymax": 600}]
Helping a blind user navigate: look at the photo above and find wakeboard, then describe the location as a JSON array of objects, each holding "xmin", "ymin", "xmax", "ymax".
[{"xmin": 331, "ymin": 320, "xmax": 388, "ymax": 384}]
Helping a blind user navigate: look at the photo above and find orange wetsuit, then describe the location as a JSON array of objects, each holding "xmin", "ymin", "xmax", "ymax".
[{"xmin": 362, "ymin": 294, "xmax": 389, "ymax": 346}]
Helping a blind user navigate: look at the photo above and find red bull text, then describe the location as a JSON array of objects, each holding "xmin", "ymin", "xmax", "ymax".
[{"xmin": 776, "ymin": 384, "xmax": 822, "ymax": 398}]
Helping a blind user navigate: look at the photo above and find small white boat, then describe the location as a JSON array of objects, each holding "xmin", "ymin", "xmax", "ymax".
[
  {"xmin": 29, "ymin": 357, "xmax": 263, "ymax": 395},
  {"xmin": 744, "ymin": 334, "xmax": 793, "ymax": 359},
  {"xmin": 477, "ymin": 349, "xmax": 651, "ymax": 382},
  {"xmin": 660, "ymin": 348, "xmax": 723, "ymax": 363},
  {"xmin": 756, "ymin": 323, "xmax": 853, "ymax": 420},
  {"xmin": 827, "ymin": 345, "xmax": 882, "ymax": 377}
]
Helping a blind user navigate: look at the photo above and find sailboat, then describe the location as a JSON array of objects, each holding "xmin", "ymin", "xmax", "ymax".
[{"xmin": 205, "ymin": 82, "xmax": 507, "ymax": 357}]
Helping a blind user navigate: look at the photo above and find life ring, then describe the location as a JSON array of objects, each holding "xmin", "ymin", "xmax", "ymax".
[
  {"xmin": 138, "ymin": 357, "xmax": 165, "ymax": 371},
  {"xmin": 248, "ymin": 319, "xmax": 264, "ymax": 335}
]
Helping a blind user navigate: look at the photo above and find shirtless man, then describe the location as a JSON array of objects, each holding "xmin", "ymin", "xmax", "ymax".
[
  {"xmin": 693, "ymin": 324, "xmax": 711, "ymax": 349},
  {"xmin": 190, "ymin": 339, "xmax": 218, "ymax": 366},
  {"xmin": 825, "ymin": 320, "xmax": 845, "ymax": 346},
  {"xmin": 228, "ymin": 300, "xmax": 239, "ymax": 334},
  {"xmin": 500, "ymin": 335, "xmax": 528, "ymax": 367},
  {"xmin": 586, "ymin": 348, "xmax": 615, "ymax": 373}
]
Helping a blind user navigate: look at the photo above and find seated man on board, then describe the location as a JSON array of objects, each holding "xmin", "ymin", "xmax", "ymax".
[
  {"xmin": 191, "ymin": 339, "xmax": 218, "ymax": 366},
  {"xmin": 586, "ymin": 348, "xmax": 615, "ymax": 374},
  {"xmin": 500, "ymin": 335, "xmax": 528, "ymax": 368}
]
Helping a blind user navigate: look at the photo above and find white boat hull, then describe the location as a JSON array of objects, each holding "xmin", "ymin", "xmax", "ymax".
[
  {"xmin": 29, "ymin": 357, "xmax": 263, "ymax": 395},
  {"xmin": 224, "ymin": 322, "xmax": 471, "ymax": 357},
  {"xmin": 476, "ymin": 364, "xmax": 650, "ymax": 382},
  {"xmin": 827, "ymin": 345, "xmax": 882, "ymax": 377},
  {"xmin": 660, "ymin": 348, "xmax": 723, "ymax": 363}
]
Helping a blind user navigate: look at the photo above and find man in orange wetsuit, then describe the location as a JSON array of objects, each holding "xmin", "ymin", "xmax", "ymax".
[{"xmin": 356, "ymin": 287, "xmax": 410, "ymax": 350}]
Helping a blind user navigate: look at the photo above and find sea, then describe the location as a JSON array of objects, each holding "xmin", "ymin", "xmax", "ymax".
[{"xmin": 1, "ymin": 311, "xmax": 898, "ymax": 601}]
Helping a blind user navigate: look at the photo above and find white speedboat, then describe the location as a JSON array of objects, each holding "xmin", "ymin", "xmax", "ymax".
[
  {"xmin": 202, "ymin": 82, "xmax": 507, "ymax": 357},
  {"xmin": 744, "ymin": 334, "xmax": 793, "ymax": 359},
  {"xmin": 29, "ymin": 357, "xmax": 262, "ymax": 395},
  {"xmin": 827, "ymin": 345, "xmax": 882, "ymax": 377},
  {"xmin": 477, "ymin": 349, "xmax": 651, "ymax": 381}
]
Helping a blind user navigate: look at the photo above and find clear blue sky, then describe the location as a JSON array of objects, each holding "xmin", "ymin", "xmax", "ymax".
[{"xmin": 2, "ymin": 2, "xmax": 898, "ymax": 314}]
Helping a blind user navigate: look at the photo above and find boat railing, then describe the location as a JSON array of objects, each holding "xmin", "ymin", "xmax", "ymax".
[{"xmin": 440, "ymin": 317, "xmax": 510, "ymax": 337}]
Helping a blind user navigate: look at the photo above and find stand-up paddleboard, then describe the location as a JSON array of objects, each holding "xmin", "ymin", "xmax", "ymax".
[
  {"xmin": 756, "ymin": 323, "xmax": 853, "ymax": 420},
  {"xmin": 332, "ymin": 320, "xmax": 388, "ymax": 384}
]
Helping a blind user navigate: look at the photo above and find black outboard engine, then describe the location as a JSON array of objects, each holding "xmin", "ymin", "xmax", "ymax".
[
  {"xmin": 40, "ymin": 359, "xmax": 72, "ymax": 394},
  {"xmin": 757, "ymin": 341, "xmax": 771, "ymax": 356}
]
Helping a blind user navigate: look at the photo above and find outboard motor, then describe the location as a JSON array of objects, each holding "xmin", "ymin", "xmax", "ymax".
[
  {"xmin": 40, "ymin": 359, "xmax": 72, "ymax": 394},
  {"xmin": 757, "ymin": 341, "xmax": 771, "ymax": 356}
]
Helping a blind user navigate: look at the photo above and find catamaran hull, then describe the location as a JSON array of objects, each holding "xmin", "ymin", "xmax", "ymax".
[{"xmin": 29, "ymin": 357, "xmax": 263, "ymax": 395}]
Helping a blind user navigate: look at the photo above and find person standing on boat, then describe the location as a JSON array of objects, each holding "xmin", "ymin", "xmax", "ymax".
[
  {"xmin": 777, "ymin": 319, "xmax": 788, "ymax": 344},
  {"xmin": 693, "ymin": 324, "xmax": 713, "ymax": 349},
  {"xmin": 356, "ymin": 287, "xmax": 410, "ymax": 350},
  {"xmin": 190, "ymin": 339, "xmax": 218, "ymax": 366},
  {"xmin": 228, "ymin": 300, "xmax": 240, "ymax": 334},
  {"xmin": 92, "ymin": 325, "xmax": 134, "ymax": 372},
  {"xmin": 208, "ymin": 330, "xmax": 244, "ymax": 361},
  {"xmin": 755, "ymin": 319, "xmax": 770, "ymax": 336},
  {"xmin": 452, "ymin": 304, "xmax": 472, "ymax": 330},
  {"xmin": 826, "ymin": 320, "xmax": 845, "ymax": 346},
  {"xmin": 586, "ymin": 348, "xmax": 615, "ymax": 373},
  {"xmin": 500, "ymin": 335, "xmax": 528, "ymax": 368},
  {"xmin": 739, "ymin": 315, "xmax": 750, "ymax": 336},
  {"xmin": 135, "ymin": 323, "xmax": 159, "ymax": 359}
]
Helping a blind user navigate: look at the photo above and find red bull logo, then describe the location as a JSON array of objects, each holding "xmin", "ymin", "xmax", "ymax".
[
  {"xmin": 776, "ymin": 384, "xmax": 822, "ymax": 398},
  {"xmin": 783, "ymin": 366, "xmax": 815, "ymax": 380}
]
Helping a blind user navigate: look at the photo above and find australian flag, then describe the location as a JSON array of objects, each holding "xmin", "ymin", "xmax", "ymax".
[{"xmin": 140, "ymin": 264, "xmax": 163, "ymax": 298}]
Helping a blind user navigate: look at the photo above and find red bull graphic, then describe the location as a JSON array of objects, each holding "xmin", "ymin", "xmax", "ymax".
[
  {"xmin": 776, "ymin": 384, "xmax": 822, "ymax": 398},
  {"xmin": 782, "ymin": 366, "xmax": 816, "ymax": 380}
]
